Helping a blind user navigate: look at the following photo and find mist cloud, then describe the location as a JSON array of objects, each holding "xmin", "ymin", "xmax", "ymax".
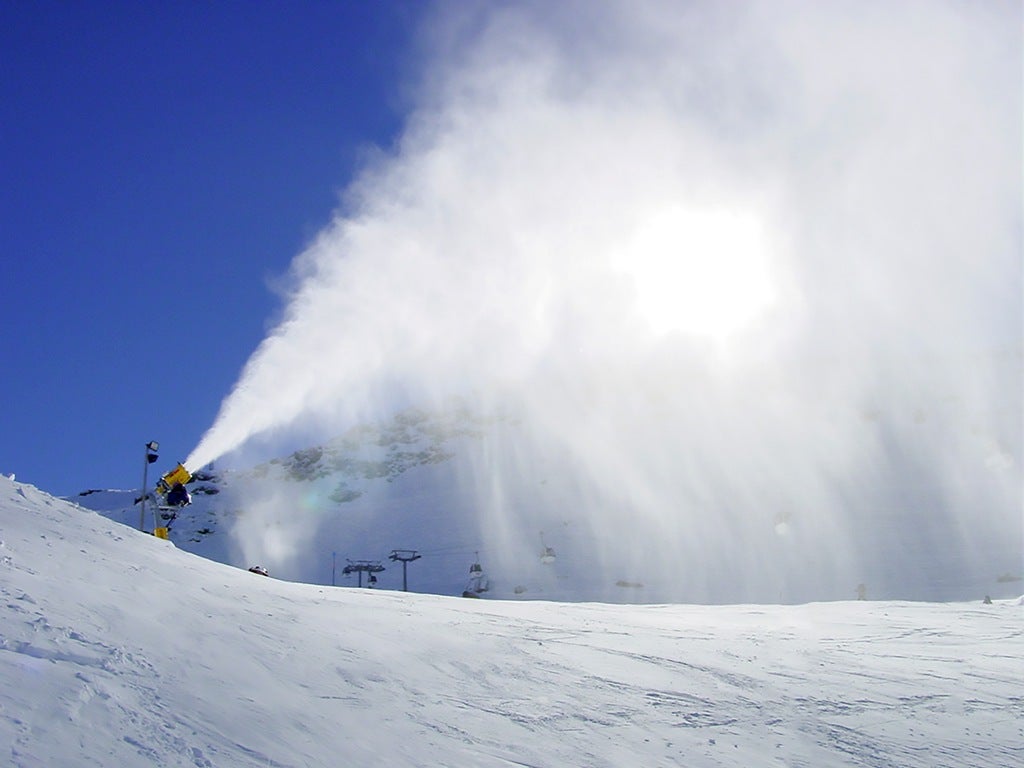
[{"xmin": 189, "ymin": 0, "xmax": 1021, "ymax": 601}]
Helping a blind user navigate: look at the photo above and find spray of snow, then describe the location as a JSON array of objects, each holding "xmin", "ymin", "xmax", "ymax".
[{"xmin": 187, "ymin": 1, "xmax": 1021, "ymax": 601}]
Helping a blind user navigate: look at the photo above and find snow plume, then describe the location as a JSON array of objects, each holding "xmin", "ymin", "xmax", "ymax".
[
  {"xmin": 224, "ymin": 482, "xmax": 327, "ymax": 575},
  {"xmin": 188, "ymin": 1, "xmax": 1021, "ymax": 601}
]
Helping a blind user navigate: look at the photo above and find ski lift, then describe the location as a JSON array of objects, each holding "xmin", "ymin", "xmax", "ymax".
[
  {"xmin": 340, "ymin": 560, "xmax": 384, "ymax": 588},
  {"xmin": 469, "ymin": 552, "xmax": 483, "ymax": 578},
  {"xmin": 464, "ymin": 552, "xmax": 489, "ymax": 597},
  {"xmin": 539, "ymin": 531, "xmax": 556, "ymax": 564}
]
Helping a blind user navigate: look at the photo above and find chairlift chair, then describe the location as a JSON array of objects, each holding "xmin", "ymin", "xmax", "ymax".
[
  {"xmin": 539, "ymin": 531, "xmax": 556, "ymax": 564},
  {"xmin": 464, "ymin": 552, "xmax": 488, "ymax": 596}
]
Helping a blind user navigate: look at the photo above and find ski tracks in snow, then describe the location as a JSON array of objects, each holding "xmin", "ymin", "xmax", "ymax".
[{"xmin": 398, "ymin": 601, "xmax": 1023, "ymax": 767}]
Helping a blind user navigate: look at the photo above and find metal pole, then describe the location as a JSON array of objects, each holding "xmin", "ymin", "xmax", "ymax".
[
  {"xmin": 388, "ymin": 550, "xmax": 419, "ymax": 592},
  {"xmin": 140, "ymin": 447, "xmax": 149, "ymax": 532},
  {"xmin": 332, "ymin": 552, "xmax": 336, "ymax": 586}
]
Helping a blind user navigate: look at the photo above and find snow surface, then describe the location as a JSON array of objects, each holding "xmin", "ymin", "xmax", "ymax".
[{"xmin": 2, "ymin": 475, "xmax": 1021, "ymax": 767}]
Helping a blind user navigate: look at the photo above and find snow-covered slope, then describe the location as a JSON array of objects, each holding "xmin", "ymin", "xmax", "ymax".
[{"xmin": 2, "ymin": 475, "xmax": 1021, "ymax": 767}]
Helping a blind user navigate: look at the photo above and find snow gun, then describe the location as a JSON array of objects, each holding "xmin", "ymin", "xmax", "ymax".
[{"xmin": 155, "ymin": 462, "xmax": 192, "ymax": 508}]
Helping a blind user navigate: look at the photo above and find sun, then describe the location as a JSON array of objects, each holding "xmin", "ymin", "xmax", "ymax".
[{"xmin": 612, "ymin": 205, "xmax": 777, "ymax": 342}]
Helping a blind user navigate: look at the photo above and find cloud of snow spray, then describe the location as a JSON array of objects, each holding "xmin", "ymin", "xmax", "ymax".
[{"xmin": 189, "ymin": 0, "xmax": 1021, "ymax": 602}]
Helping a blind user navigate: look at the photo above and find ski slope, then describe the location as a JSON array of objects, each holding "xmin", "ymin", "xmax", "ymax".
[{"xmin": 1, "ymin": 475, "xmax": 1020, "ymax": 766}]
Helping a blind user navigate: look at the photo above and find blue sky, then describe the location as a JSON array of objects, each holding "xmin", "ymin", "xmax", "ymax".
[{"xmin": 1, "ymin": 2, "xmax": 421, "ymax": 495}]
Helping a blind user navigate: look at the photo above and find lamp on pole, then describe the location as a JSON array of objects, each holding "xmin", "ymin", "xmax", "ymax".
[{"xmin": 139, "ymin": 441, "xmax": 159, "ymax": 531}]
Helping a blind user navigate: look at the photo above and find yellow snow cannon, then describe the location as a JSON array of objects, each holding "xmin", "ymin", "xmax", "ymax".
[{"xmin": 155, "ymin": 463, "xmax": 192, "ymax": 507}]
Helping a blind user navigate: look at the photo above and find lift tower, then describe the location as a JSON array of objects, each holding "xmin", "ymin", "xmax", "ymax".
[{"xmin": 389, "ymin": 549, "xmax": 421, "ymax": 592}]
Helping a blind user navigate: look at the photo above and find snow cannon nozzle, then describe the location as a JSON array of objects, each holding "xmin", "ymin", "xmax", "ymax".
[
  {"xmin": 156, "ymin": 462, "xmax": 191, "ymax": 492},
  {"xmin": 155, "ymin": 462, "xmax": 192, "ymax": 508}
]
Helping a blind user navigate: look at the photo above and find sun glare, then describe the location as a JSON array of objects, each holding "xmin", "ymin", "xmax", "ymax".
[{"xmin": 613, "ymin": 205, "xmax": 777, "ymax": 341}]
